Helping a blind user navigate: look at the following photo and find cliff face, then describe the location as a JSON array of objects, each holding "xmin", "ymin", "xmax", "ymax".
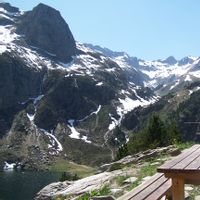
[
  {"xmin": 16, "ymin": 3, "xmax": 76, "ymax": 62},
  {"xmin": 0, "ymin": 54, "xmax": 43, "ymax": 110},
  {"xmin": 0, "ymin": 53, "xmax": 44, "ymax": 137}
]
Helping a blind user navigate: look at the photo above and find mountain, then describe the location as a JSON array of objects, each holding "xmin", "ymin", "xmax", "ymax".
[
  {"xmin": 16, "ymin": 3, "xmax": 76, "ymax": 62},
  {"xmin": 0, "ymin": 3, "xmax": 200, "ymax": 170},
  {"xmin": 86, "ymin": 43, "xmax": 200, "ymax": 96}
]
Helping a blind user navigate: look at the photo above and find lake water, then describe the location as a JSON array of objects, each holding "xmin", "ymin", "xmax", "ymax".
[{"xmin": 0, "ymin": 170, "xmax": 61, "ymax": 200}]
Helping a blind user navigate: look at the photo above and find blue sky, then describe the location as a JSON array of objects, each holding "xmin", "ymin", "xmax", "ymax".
[{"xmin": 5, "ymin": 0, "xmax": 200, "ymax": 60}]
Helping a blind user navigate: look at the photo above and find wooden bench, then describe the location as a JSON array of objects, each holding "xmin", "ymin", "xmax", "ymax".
[{"xmin": 117, "ymin": 173, "xmax": 172, "ymax": 200}]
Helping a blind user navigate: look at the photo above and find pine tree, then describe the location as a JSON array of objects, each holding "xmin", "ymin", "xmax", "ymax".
[
  {"xmin": 146, "ymin": 114, "xmax": 167, "ymax": 148},
  {"xmin": 168, "ymin": 120, "xmax": 181, "ymax": 144}
]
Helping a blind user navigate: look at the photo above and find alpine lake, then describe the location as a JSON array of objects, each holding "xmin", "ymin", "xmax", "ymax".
[{"xmin": 0, "ymin": 170, "xmax": 62, "ymax": 200}]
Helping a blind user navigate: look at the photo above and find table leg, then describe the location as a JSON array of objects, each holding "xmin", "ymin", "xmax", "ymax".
[{"xmin": 172, "ymin": 178, "xmax": 185, "ymax": 200}]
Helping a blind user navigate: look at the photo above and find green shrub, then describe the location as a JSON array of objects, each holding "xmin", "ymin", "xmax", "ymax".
[
  {"xmin": 59, "ymin": 172, "xmax": 79, "ymax": 182},
  {"xmin": 115, "ymin": 175, "xmax": 129, "ymax": 186},
  {"xmin": 108, "ymin": 163, "xmax": 123, "ymax": 171},
  {"xmin": 116, "ymin": 143, "xmax": 129, "ymax": 160},
  {"xmin": 126, "ymin": 113, "xmax": 181, "ymax": 155}
]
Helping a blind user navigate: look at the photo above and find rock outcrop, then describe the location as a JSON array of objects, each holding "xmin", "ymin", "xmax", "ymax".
[
  {"xmin": 17, "ymin": 3, "xmax": 76, "ymax": 62},
  {"xmin": 0, "ymin": 2, "xmax": 19, "ymax": 13},
  {"xmin": 100, "ymin": 146, "xmax": 181, "ymax": 171},
  {"xmin": 35, "ymin": 171, "xmax": 123, "ymax": 200}
]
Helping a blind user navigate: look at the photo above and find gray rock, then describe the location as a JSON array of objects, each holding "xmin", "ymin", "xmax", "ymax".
[
  {"xmin": 0, "ymin": 2, "xmax": 19, "ymax": 13},
  {"xmin": 195, "ymin": 196, "xmax": 200, "ymax": 200},
  {"xmin": 150, "ymin": 162, "xmax": 160, "ymax": 166},
  {"xmin": 185, "ymin": 186, "xmax": 193, "ymax": 191},
  {"xmin": 35, "ymin": 171, "xmax": 122, "ymax": 200},
  {"xmin": 168, "ymin": 148, "xmax": 181, "ymax": 156},
  {"xmin": 110, "ymin": 188, "xmax": 123, "ymax": 195},
  {"xmin": 185, "ymin": 191, "xmax": 190, "ymax": 199},
  {"xmin": 123, "ymin": 177, "xmax": 137, "ymax": 184}
]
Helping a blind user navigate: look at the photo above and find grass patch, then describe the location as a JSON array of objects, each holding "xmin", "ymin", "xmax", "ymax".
[
  {"xmin": 54, "ymin": 195, "xmax": 67, "ymax": 200},
  {"xmin": 139, "ymin": 164, "xmax": 157, "ymax": 178},
  {"xmin": 77, "ymin": 185, "xmax": 111, "ymax": 200},
  {"xmin": 128, "ymin": 164, "xmax": 157, "ymax": 191},
  {"xmin": 48, "ymin": 158, "xmax": 96, "ymax": 178},
  {"xmin": 186, "ymin": 185, "xmax": 200, "ymax": 200},
  {"xmin": 175, "ymin": 141, "xmax": 195, "ymax": 150},
  {"xmin": 115, "ymin": 175, "xmax": 130, "ymax": 186}
]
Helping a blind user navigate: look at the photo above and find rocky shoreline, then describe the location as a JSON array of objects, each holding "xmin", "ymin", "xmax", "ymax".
[{"xmin": 35, "ymin": 145, "xmax": 181, "ymax": 200}]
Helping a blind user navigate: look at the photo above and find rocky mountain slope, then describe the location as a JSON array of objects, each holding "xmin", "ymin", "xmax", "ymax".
[{"xmin": 0, "ymin": 2, "xmax": 200, "ymax": 170}]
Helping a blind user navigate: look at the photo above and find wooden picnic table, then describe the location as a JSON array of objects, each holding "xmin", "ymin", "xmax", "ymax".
[{"xmin": 157, "ymin": 144, "xmax": 200, "ymax": 200}]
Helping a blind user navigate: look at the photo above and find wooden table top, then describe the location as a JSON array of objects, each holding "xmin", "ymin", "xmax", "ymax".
[{"xmin": 157, "ymin": 144, "xmax": 200, "ymax": 174}]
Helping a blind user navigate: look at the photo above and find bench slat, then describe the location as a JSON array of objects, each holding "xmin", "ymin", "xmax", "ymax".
[
  {"xmin": 145, "ymin": 179, "xmax": 171, "ymax": 200},
  {"xmin": 132, "ymin": 175, "xmax": 169, "ymax": 200},
  {"xmin": 117, "ymin": 173, "xmax": 171, "ymax": 200},
  {"xmin": 117, "ymin": 173, "xmax": 163, "ymax": 200}
]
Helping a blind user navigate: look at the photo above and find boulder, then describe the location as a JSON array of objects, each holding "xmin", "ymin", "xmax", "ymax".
[
  {"xmin": 123, "ymin": 177, "xmax": 137, "ymax": 184},
  {"xmin": 35, "ymin": 171, "xmax": 122, "ymax": 200},
  {"xmin": 168, "ymin": 148, "xmax": 181, "ymax": 156}
]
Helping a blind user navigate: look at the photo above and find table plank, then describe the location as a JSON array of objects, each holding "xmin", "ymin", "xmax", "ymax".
[
  {"xmin": 172, "ymin": 147, "xmax": 200, "ymax": 170},
  {"xmin": 185, "ymin": 154, "xmax": 200, "ymax": 170},
  {"xmin": 158, "ymin": 145, "xmax": 200, "ymax": 172}
]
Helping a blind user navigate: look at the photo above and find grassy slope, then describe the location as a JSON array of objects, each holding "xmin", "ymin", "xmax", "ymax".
[{"xmin": 48, "ymin": 158, "xmax": 96, "ymax": 178}]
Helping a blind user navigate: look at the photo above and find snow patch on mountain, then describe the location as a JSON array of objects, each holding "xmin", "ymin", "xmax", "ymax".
[
  {"xmin": 68, "ymin": 120, "xmax": 80, "ymax": 139},
  {"xmin": 108, "ymin": 114, "xmax": 119, "ymax": 131},
  {"xmin": 185, "ymin": 75, "xmax": 192, "ymax": 82},
  {"xmin": 67, "ymin": 106, "xmax": 101, "ymax": 143},
  {"xmin": 170, "ymin": 80, "xmax": 180, "ymax": 90},
  {"xmin": 0, "ymin": 25, "xmax": 19, "ymax": 54},
  {"xmin": 41, "ymin": 129, "xmax": 63, "ymax": 154},
  {"xmin": 0, "ymin": 13, "xmax": 14, "ymax": 21},
  {"xmin": 27, "ymin": 113, "xmax": 35, "ymax": 122},
  {"xmin": 96, "ymin": 82, "xmax": 103, "ymax": 86},
  {"xmin": 0, "ymin": 6, "xmax": 22, "ymax": 17},
  {"xmin": 117, "ymin": 94, "xmax": 158, "ymax": 116},
  {"xmin": 81, "ymin": 136, "xmax": 92, "ymax": 144},
  {"xmin": 141, "ymin": 57, "xmax": 200, "ymax": 90},
  {"xmin": 189, "ymin": 86, "xmax": 200, "ymax": 95},
  {"xmin": 3, "ymin": 161, "xmax": 16, "ymax": 170},
  {"xmin": 189, "ymin": 71, "xmax": 200, "ymax": 79},
  {"xmin": 114, "ymin": 54, "xmax": 133, "ymax": 69},
  {"xmin": 67, "ymin": 120, "xmax": 91, "ymax": 143},
  {"xmin": 79, "ymin": 105, "xmax": 101, "ymax": 122}
]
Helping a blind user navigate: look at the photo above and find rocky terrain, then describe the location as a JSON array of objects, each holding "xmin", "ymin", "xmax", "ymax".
[
  {"xmin": 35, "ymin": 145, "xmax": 200, "ymax": 200},
  {"xmin": 0, "ymin": 2, "xmax": 200, "ymax": 171}
]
